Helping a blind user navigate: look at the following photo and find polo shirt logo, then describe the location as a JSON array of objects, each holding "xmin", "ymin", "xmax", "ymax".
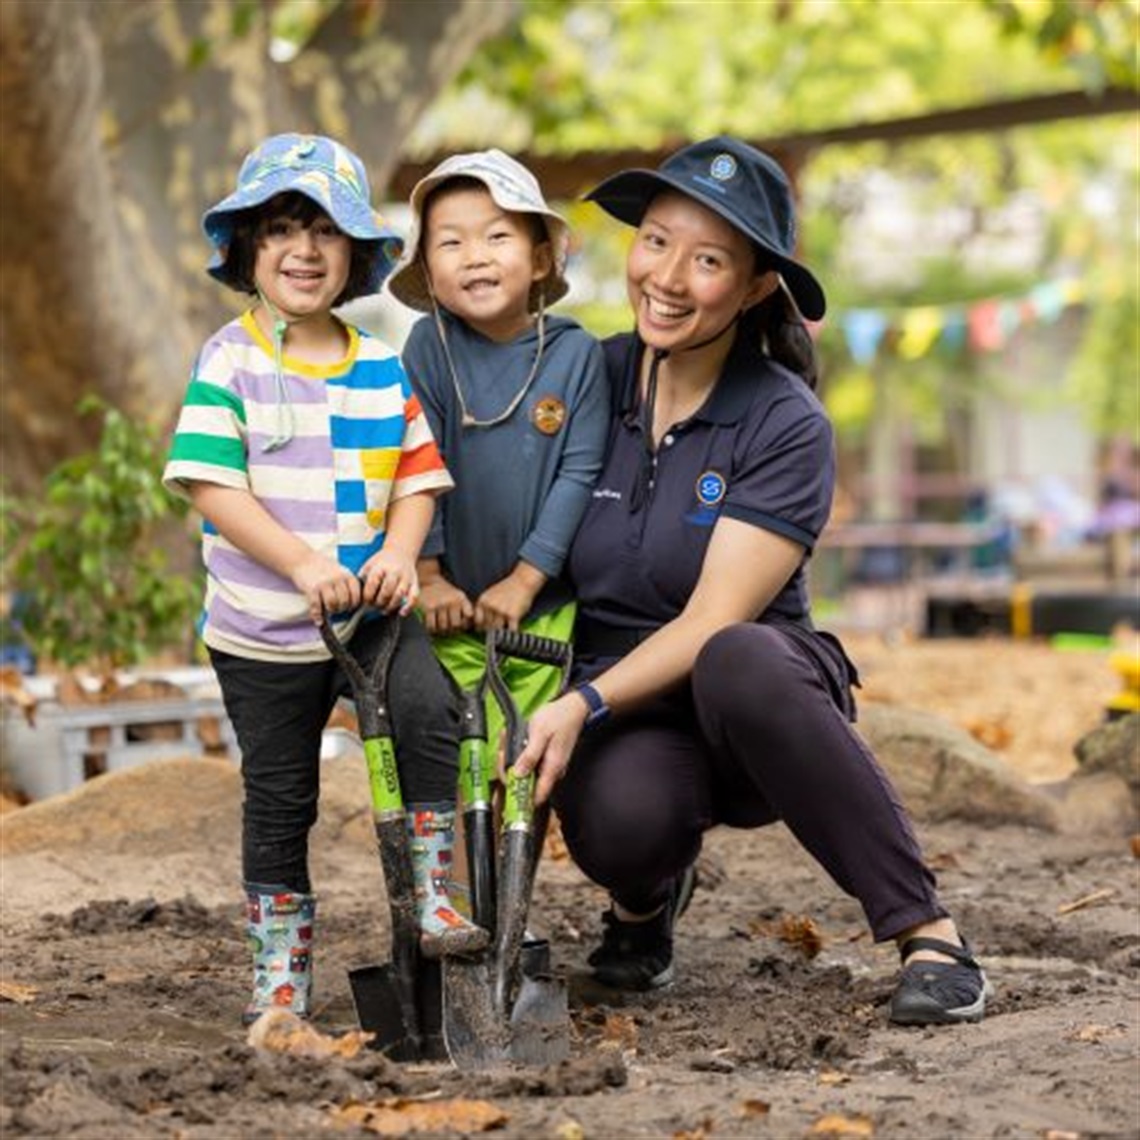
[{"xmin": 696, "ymin": 470, "xmax": 726, "ymax": 506}]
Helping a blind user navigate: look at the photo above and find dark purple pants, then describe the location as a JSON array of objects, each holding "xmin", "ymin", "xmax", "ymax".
[{"xmin": 553, "ymin": 622, "xmax": 945, "ymax": 942}]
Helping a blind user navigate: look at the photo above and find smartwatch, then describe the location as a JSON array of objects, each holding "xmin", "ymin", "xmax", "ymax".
[{"xmin": 574, "ymin": 682, "xmax": 611, "ymax": 729}]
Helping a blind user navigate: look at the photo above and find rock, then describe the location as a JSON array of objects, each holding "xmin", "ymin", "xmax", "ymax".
[
  {"xmin": 1038, "ymin": 771, "xmax": 1137, "ymax": 836},
  {"xmin": 856, "ymin": 704, "xmax": 1060, "ymax": 830},
  {"xmin": 1073, "ymin": 713, "xmax": 1140, "ymax": 805}
]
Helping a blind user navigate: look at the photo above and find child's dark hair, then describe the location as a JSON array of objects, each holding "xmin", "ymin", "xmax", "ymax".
[
  {"xmin": 219, "ymin": 191, "xmax": 380, "ymax": 305},
  {"xmin": 422, "ymin": 176, "xmax": 550, "ymax": 248},
  {"xmin": 745, "ymin": 258, "xmax": 820, "ymax": 391}
]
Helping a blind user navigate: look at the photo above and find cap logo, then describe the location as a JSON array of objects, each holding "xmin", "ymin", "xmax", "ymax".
[{"xmin": 709, "ymin": 154, "xmax": 737, "ymax": 182}]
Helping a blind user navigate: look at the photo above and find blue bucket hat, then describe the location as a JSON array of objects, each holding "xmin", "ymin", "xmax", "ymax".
[
  {"xmin": 201, "ymin": 133, "xmax": 403, "ymax": 293},
  {"xmin": 585, "ymin": 135, "xmax": 826, "ymax": 321}
]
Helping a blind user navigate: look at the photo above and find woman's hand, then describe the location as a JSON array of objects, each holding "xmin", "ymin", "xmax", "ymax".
[{"xmin": 514, "ymin": 690, "xmax": 590, "ymax": 805}]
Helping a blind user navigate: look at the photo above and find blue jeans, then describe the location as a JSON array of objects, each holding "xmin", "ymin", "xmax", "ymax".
[{"xmin": 211, "ymin": 615, "xmax": 457, "ymax": 893}]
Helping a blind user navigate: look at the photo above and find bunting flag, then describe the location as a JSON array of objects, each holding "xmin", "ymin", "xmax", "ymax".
[{"xmin": 828, "ymin": 277, "xmax": 1085, "ymax": 363}]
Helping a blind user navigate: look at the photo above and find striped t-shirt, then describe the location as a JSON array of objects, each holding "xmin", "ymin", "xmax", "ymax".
[{"xmin": 164, "ymin": 312, "xmax": 453, "ymax": 662}]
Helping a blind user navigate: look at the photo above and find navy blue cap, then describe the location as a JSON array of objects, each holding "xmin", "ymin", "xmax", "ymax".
[{"xmin": 585, "ymin": 135, "xmax": 826, "ymax": 321}]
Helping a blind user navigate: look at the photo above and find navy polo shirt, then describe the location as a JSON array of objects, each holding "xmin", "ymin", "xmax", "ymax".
[{"xmin": 568, "ymin": 332, "xmax": 835, "ymax": 629}]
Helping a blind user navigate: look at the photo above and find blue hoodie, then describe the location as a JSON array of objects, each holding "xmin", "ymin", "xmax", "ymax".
[{"xmin": 402, "ymin": 310, "xmax": 610, "ymax": 616}]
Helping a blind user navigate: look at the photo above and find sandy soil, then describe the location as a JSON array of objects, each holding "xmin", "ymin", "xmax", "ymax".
[{"xmin": 1, "ymin": 636, "xmax": 1138, "ymax": 1139}]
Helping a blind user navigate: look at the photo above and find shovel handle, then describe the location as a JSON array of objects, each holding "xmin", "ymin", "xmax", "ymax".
[
  {"xmin": 318, "ymin": 606, "xmax": 402, "ymax": 742},
  {"xmin": 485, "ymin": 630, "xmax": 574, "ymax": 766},
  {"xmin": 484, "ymin": 629, "xmax": 573, "ymax": 1020}
]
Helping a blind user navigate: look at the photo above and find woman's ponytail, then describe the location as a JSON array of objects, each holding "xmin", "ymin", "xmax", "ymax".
[{"xmin": 748, "ymin": 286, "xmax": 819, "ymax": 392}]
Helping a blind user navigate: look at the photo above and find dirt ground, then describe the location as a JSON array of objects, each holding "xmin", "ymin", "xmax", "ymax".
[{"xmin": 1, "ymin": 634, "xmax": 1138, "ymax": 1139}]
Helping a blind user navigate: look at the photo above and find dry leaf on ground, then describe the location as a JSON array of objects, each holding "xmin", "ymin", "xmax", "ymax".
[
  {"xmin": 600, "ymin": 1011, "xmax": 639, "ymax": 1052},
  {"xmin": 810, "ymin": 1113, "xmax": 875, "ymax": 1135},
  {"xmin": 246, "ymin": 1009, "xmax": 373, "ymax": 1059},
  {"xmin": 0, "ymin": 980, "xmax": 39, "ymax": 1004},
  {"xmin": 778, "ymin": 915, "xmax": 824, "ymax": 958},
  {"xmin": 330, "ymin": 1097, "xmax": 507, "ymax": 1135}
]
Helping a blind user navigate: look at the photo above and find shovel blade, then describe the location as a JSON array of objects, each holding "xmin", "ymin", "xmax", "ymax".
[
  {"xmin": 508, "ymin": 939, "xmax": 569, "ymax": 1065},
  {"xmin": 441, "ymin": 955, "xmax": 511, "ymax": 1068},
  {"xmin": 349, "ymin": 959, "xmax": 445, "ymax": 1062},
  {"xmin": 441, "ymin": 940, "xmax": 570, "ymax": 1069}
]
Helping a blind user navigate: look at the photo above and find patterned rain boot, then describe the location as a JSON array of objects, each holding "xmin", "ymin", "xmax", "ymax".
[
  {"xmin": 242, "ymin": 889, "xmax": 316, "ymax": 1026},
  {"xmin": 407, "ymin": 804, "xmax": 490, "ymax": 959}
]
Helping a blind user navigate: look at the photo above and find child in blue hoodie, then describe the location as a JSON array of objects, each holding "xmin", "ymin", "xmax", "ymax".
[{"xmin": 388, "ymin": 150, "xmax": 609, "ymax": 748}]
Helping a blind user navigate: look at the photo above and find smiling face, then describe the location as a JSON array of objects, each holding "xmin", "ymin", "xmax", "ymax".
[
  {"xmin": 251, "ymin": 198, "xmax": 352, "ymax": 325},
  {"xmin": 626, "ymin": 190, "xmax": 777, "ymax": 354},
  {"xmin": 421, "ymin": 182, "xmax": 553, "ymax": 342}
]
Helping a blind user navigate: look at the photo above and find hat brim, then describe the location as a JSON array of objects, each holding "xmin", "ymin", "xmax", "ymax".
[
  {"xmin": 202, "ymin": 174, "xmax": 404, "ymax": 293},
  {"xmin": 586, "ymin": 169, "xmax": 826, "ymax": 321},
  {"xmin": 386, "ymin": 169, "xmax": 571, "ymax": 314}
]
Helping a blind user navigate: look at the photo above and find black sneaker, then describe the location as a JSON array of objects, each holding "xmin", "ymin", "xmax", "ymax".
[
  {"xmin": 671, "ymin": 863, "xmax": 698, "ymax": 923},
  {"xmin": 889, "ymin": 936, "xmax": 990, "ymax": 1026},
  {"xmin": 587, "ymin": 906, "xmax": 674, "ymax": 991}
]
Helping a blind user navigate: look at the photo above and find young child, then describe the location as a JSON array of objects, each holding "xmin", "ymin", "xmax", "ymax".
[
  {"xmin": 163, "ymin": 133, "xmax": 486, "ymax": 1026},
  {"xmin": 387, "ymin": 149, "xmax": 609, "ymax": 753}
]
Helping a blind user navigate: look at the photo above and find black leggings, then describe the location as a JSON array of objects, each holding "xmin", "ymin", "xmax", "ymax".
[
  {"xmin": 554, "ymin": 622, "xmax": 945, "ymax": 942},
  {"xmin": 211, "ymin": 616, "xmax": 457, "ymax": 894}
]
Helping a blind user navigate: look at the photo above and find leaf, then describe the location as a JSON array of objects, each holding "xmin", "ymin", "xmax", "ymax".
[
  {"xmin": 600, "ymin": 1011, "xmax": 639, "ymax": 1052},
  {"xmin": 810, "ymin": 1114, "xmax": 875, "ymax": 1136},
  {"xmin": 330, "ymin": 1097, "xmax": 508, "ymax": 1135},
  {"xmin": 0, "ymin": 667, "xmax": 37, "ymax": 726},
  {"xmin": 819, "ymin": 1070, "xmax": 851, "ymax": 1086},
  {"xmin": 246, "ymin": 1009, "xmax": 374, "ymax": 1059},
  {"xmin": 0, "ymin": 980, "xmax": 39, "ymax": 1004},
  {"xmin": 739, "ymin": 1098, "xmax": 771, "ymax": 1118},
  {"xmin": 778, "ymin": 914, "xmax": 824, "ymax": 959},
  {"xmin": 1070, "ymin": 1023, "xmax": 1126, "ymax": 1043}
]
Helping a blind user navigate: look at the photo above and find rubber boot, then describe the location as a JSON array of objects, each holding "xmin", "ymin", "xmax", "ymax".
[
  {"xmin": 242, "ymin": 889, "xmax": 316, "ymax": 1026},
  {"xmin": 407, "ymin": 804, "xmax": 489, "ymax": 959}
]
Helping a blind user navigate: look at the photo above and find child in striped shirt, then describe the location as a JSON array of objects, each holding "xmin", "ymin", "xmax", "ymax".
[{"xmin": 164, "ymin": 134, "xmax": 486, "ymax": 1028}]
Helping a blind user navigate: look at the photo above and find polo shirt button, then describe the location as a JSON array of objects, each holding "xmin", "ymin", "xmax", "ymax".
[{"xmin": 663, "ymin": 433, "xmax": 675, "ymax": 446}]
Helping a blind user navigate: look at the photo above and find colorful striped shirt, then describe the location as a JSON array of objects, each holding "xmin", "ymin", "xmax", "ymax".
[{"xmin": 163, "ymin": 312, "xmax": 453, "ymax": 661}]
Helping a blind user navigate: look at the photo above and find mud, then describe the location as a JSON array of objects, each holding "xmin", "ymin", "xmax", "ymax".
[
  {"xmin": 2, "ymin": 634, "xmax": 1138, "ymax": 1138},
  {"xmin": 2, "ymin": 815, "xmax": 1138, "ymax": 1139}
]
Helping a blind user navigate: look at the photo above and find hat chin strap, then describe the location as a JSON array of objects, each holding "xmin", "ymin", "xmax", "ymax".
[{"xmin": 255, "ymin": 288, "xmax": 297, "ymax": 453}]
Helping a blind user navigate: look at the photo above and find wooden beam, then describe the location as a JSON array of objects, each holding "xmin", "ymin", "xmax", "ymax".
[{"xmin": 386, "ymin": 86, "xmax": 1139, "ymax": 200}]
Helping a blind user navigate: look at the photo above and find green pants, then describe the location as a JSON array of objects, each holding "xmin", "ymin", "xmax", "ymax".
[{"xmin": 431, "ymin": 603, "xmax": 576, "ymax": 774}]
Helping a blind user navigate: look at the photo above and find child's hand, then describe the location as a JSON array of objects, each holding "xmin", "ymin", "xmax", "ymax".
[
  {"xmin": 292, "ymin": 552, "xmax": 362, "ymax": 624},
  {"xmin": 360, "ymin": 547, "xmax": 419, "ymax": 616},
  {"xmin": 474, "ymin": 563, "xmax": 544, "ymax": 632},
  {"xmin": 418, "ymin": 574, "xmax": 474, "ymax": 635}
]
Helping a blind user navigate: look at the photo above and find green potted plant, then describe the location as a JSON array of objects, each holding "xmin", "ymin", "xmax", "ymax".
[{"xmin": 1, "ymin": 398, "xmax": 224, "ymax": 799}]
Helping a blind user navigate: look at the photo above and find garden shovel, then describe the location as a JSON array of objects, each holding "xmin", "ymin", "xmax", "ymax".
[
  {"xmin": 441, "ymin": 629, "xmax": 573, "ymax": 1068},
  {"xmin": 317, "ymin": 609, "xmax": 428, "ymax": 1062}
]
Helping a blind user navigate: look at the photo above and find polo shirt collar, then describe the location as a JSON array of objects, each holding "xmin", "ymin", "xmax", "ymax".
[{"xmin": 618, "ymin": 330, "xmax": 766, "ymax": 427}]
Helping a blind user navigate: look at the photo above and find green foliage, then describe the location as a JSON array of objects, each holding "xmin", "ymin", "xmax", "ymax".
[
  {"xmin": 423, "ymin": 0, "xmax": 1137, "ymax": 156},
  {"xmin": 1067, "ymin": 281, "xmax": 1140, "ymax": 434},
  {"xmin": 982, "ymin": 0, "xmax": 1140, "ymax": 91},
  {"xmin": 1, "ymin": 399, "xmax": 200, "ymax": 676}
]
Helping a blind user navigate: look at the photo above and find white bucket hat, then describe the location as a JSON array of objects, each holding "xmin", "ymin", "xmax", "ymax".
[{"xmin": 387, "ymin": 148, "xmax": 571, "ymax": 313}]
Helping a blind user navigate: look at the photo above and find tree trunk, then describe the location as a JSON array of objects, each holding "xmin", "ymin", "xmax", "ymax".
[{"xmin": 0, "ymin": 0, "xmax": 515, "ymax": 492}]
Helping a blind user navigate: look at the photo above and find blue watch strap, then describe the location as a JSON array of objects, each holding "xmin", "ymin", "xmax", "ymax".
[{"xmin": 575, "ymin": 682, "xmax": 610, "ymax": 728}]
